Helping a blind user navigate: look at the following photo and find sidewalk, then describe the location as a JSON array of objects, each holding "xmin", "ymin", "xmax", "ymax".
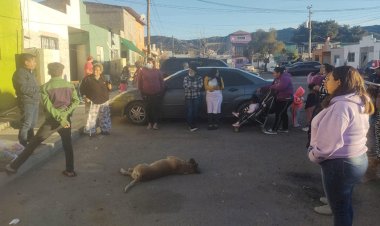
[
  {"xmin": 0, "ymin": 90, "xmax": 119, "ymax": 188},
  {"xmin": 0, "ymin": 104, "xmax": 86, "ymax": 187}
]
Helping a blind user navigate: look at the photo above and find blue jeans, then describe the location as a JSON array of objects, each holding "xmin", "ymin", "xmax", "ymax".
[
  {"xmin": 185, "ymin": 97, "xmax": 201, "ymax": 128},
  {"xmin": 320, "ymin": 153, "xmax": 368, "ymax": 226},
  {"xmin": 18, "ymin": 101, "xmax": 39, "ymax": 146}
]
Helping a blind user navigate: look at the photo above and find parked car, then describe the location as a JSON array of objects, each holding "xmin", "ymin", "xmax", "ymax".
[
  {"xmin": 286, "ymin": 61, "xmax": 321, "ymax": 76},
  {"xmin": 110, "ymin": 67, "xmax": 272, "ymax": 124},
  {"xmin": 160, "ymin": 57, "xmax": 229, "ymax": 77},
  {"xmin": 241, "ymin": 64, "xmax": 259, "ymax": 74}
]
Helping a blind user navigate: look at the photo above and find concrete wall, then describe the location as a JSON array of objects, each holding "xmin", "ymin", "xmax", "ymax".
[
  {"xmin": 21, "ymin": 0, "xmax": 71, "ymax": 81},
  {"xmin": 0, "ymin": 0, "xmax": 22, "ymax": 111}
]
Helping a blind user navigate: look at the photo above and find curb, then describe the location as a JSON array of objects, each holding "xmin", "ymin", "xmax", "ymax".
[{"xmin": 0, "ymin": 126, "xmax": 84, "ymax": 188}]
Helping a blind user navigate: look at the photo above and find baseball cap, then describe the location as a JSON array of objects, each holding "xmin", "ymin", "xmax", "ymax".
[{"xmin": 370, "ymin": 60, "xmax": 380, "ymax": 69}]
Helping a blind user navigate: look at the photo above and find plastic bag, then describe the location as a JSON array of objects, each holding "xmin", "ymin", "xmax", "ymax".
[{"xmin": 0, "ymin": 140, "xmax": 24, "ymax": 167}]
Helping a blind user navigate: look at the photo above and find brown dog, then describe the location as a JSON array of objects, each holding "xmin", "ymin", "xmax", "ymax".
[{"xmin": 120, "ymin": 156, "xmax": 200, "ymax": 193}]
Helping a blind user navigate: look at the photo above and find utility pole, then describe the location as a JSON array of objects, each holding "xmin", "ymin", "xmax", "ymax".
[
  {"xmin": 147, "ymin": 0, "xmax": 151, "ymax": 58},
  {"xmin": 307, "ymin": 5, "xmax": 312, "ymax": 61},
  {"xmin": 172, "ymin": 35, "xmax": 174, "ymax": 57}
]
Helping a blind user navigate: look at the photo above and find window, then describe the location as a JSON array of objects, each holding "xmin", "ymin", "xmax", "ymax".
[
  {"xmin": 96, "ymin": 46, "xmax": 104, "ymax": 62},
  {"xmin": 235, "ymin": 46, "xmax": 244, "ymax": 56},
  {"xmin": 348, "ymin": 52, "xmax": 355, "ymax": 62},
  {"xmin": 334, "ymin": 55, "xmax": 340, "ymax": 64},
  {"xmin": 237, "ymin": 36, "xmax": 246, "ymax": 40},
  {"xmin": 165, "ymin": 72, "xmax": 186, "ymax": 89},
  {"xmin": 41, "ymin": 36, "xmax": 58, "ymax": 49}
]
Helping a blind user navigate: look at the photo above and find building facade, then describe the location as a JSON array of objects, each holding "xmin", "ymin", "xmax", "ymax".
[
  {"xmin": 0, "ymin": 0, "xmax": 22, "ymax": 111},
  {"xmin": 228, "ymin": 30, "xmax": 251, "ymax": 68}
]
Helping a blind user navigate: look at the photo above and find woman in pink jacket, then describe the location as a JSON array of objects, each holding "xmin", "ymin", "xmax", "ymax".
[{"xmin": 308, "ymin": 66, "xmax": 374, "ymax": 226}]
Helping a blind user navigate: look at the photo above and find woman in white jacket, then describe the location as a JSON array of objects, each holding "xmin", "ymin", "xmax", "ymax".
[{"xmin": 308, "ymin": 66, "xmax": 374, "ymax": 226}]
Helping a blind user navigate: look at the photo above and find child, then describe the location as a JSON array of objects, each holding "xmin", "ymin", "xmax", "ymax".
[
  {"xmin": 302, "ymin": 84, "xmax": 318, "ymax": 131},
  {"xmin": 291, "ymin": 86, "xmax": 305, "ymax": 128},
  {"xmin": 119, "ymin": 66, "xmax": 130, "ymax": 92},
  {"xmin": 232, "ymin": 95, "xmax": 260, "ymax": 127}
]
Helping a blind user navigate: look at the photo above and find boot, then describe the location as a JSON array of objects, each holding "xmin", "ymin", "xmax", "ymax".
[
  {"xmin": 207, "ymin": 114, "xmax": 214, "ymax": 130},
  {"xmin": 363, "ymin": 156, "xmax": 380, "ymax": 182},
  {"xmin": 213, "ymin": 113, "xmax": 221, "ymax": 129}
]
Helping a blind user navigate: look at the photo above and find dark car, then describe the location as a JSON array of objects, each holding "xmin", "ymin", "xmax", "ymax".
[
  {"xmin": 110, "ymin": 67, "xmax": 272, "ymax": 124},
  {"xmin": 286, "ymin": 61, "xmax": 321, "ymax": 76},
  {"xmin": 160, "ymin": 57, "xmax": 229, "ymax": 77}
]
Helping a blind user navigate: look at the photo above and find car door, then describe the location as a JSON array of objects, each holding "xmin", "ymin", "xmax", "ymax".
[
  {"xmin": 219, "ymin": 69, "xmax": 253, "ymax": 114},
  {"xmin": 161, "ymin": 71, "xmax": 187, "ymax": 118}
]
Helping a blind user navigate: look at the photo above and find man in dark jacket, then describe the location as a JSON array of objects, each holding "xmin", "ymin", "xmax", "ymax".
[
  {"xmin": 6, "ymin": 62, "xmax": 80, "ymax": 177},
  {"xmin": 12, "ymin": 53, "xmax": 40, "ymax": 146}
]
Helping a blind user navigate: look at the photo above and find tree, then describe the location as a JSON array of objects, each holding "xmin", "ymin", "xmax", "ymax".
[{"xmin": 247, "ymin": 29, "xmax": 285, "ymax": 71}]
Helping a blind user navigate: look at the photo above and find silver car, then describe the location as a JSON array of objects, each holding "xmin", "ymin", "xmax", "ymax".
[{"xmin": 110, "ymin": 67, "xmax": 272, "ymax": 124}]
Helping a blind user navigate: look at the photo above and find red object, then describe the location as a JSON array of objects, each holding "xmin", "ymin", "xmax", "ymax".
[{"xmin": 370, "ymin": 60, "xmax": 380, "ymax": 69}]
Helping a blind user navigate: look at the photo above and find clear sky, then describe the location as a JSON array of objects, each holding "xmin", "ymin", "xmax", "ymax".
[{"xmin": 88, "ymin": 0, "xmax": 380, "ymax": 40}]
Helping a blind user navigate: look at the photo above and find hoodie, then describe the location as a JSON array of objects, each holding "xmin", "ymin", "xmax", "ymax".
[
  {"xmin": 292, "ymin": 86, "xmax": 305, "ymax": 109},
  {"xmin": 308, "ymin": 93, "xmax": 370, "ymax": 163},
  {"xmin": 270, "ymin": 73, "xmax": 293, "ymax": 101}
]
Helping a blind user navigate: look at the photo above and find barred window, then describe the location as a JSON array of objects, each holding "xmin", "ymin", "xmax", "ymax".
[
  {"xmin": 41, "ymin": 36, "xmax": 59, "ymax": 50},
  {"xmin": 348, "ymin": 52, "xmax": 355, "ymax": 62}
]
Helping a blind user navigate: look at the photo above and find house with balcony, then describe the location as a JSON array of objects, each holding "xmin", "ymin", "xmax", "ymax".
[{"xmin": 228, "ymin": 30, "xmax": 251, "ymax": 68}]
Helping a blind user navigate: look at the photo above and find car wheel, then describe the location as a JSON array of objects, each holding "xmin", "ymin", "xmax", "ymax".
[{"xmin": 125, "ymin": 101, "xmax": 147, "ymax": 125}]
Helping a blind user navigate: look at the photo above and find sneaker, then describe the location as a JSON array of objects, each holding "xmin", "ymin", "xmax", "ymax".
[
  {"xmin": 189, "ymin": 127, "xmax": 199, "ymax": 132},
  {"xmin": 232, "ymin": 122, "xmax": 240, "ymax": 127},
  {"xmin": 153, "ymin": 123, "xmax": 159, "ymax": 130},
  {"xmin": 146, "ymin": 123, "xmax": 152, "ymax": 130},
  {"xmin": 278, "ymin": 129, "xmax": 289, "ymax": 133},
  {"xmin": 314, "ymin": 204, "xmax": 332, "ymax": 215},
  {"xmin": 263, "ymin": 129, "xmax": 277, "ymax": 135},
  {"xmin": 319, "ymin": 197, "xmax": 328, "ymax": 205},
  {"xmin": 293, "ymin": 124, "xmax": 301, "ymax": 128},
  {"xmin": 5, "ymin": 164, "xmax": 16, "ymax": 174},
  {"xmin": 302, "ymin": 126, "xmax": 309, "ymax": 132},
  {"xmin": 232, "ymin": 112, "xmax": 239, "ymax": 118}
]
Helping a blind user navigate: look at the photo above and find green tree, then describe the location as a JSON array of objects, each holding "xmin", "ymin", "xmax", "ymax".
[{"xmin": 247, "ymin": 29, "xmax": 285, "ymax": 71}]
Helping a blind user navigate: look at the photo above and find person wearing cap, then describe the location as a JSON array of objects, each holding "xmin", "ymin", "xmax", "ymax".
[
  {"xmin": 137, "ymin": 58, "xmax": 164, "ymax": 130},
  {"xmin": 12, "ymin": 53, "xmax": 40, "ymax": 147},
  {"xmin": 6, "ymin": 62, "xmax": 80, "ymax": 177},
  {"xmin": 183, "ymin": 63, "xmax": 203, "ymax": 131}
]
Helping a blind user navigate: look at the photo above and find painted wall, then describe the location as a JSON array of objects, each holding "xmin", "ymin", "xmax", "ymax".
[
  {"xmin": 21, "ymin": 0, "xmax": 71, "ymax": 82},
  {"xmin": 0, "ymin": 0, "xmax": 22, "ymax": 111}
]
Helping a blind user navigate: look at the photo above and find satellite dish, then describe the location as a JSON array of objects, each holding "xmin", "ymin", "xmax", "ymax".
[{"xmin": 140, "ymin": 14, "xmax": 146, "ymax": 22}]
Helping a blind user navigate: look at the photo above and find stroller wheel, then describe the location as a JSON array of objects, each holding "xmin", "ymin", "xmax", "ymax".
[{"xmin": 233, "ymin": 126, "xmax": 240, "ymax": 132}]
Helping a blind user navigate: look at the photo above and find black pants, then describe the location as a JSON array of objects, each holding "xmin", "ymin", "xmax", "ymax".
[
  {"xmin": 272, "ymin": 99, "xmax": 292, "ymax": 131},
  {"xmin": 10, "ymin": 119, "xmax": 74, "ymax": 172},
  {"xmin": 145, "ymin": 94, "xmax": 162, "ymax": 124}
]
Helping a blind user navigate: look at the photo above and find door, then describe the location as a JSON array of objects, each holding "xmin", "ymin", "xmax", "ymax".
[{"xmin": 161, "ymin": 71, "xmax": 187, "ymax": 118}]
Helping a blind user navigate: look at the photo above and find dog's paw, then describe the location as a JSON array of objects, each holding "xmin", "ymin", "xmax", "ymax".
[{"xmin": 119, "ymin": 168, "xmax": 128, "ymax": 175}]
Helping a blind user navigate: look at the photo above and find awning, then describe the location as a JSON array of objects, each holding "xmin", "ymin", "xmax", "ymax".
[{"xmin": 120, "ymin": 38, "xmax": 145, "ymax": 56}]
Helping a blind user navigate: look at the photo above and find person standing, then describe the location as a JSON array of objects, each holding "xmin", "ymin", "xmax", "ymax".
[
  {"xmin": 204, "ymin": 68, "xmax": 224, "ymax": 130},
  {"xmin": 183, "ymin": 64, "xmax": 203, "ymax": 132},
  {"xmin": 6, "ymin": 62, "xmax": 80, "ymax": 177},
  {"xmin": 119, "ymin": 65, "xmax": 130, "ymax": 92},
  {"xmin": 84, "ymin": 56, "xmax": 94, "ymax": 78},
  {"xmin": 137, "ymin": 58, "xmax": 164, "ymax": 130},
  {"xmin": 12, "ymin": 53, "xmax": 40, "ymax": 147},
  {"xmin": 263, "ymin": 66, "xmax": 293, "ymax": 135},
  {"xmin": 80, "ymin": 63, "xmax": 112, "ymax": 136},
  {"xmin": 308, "ymin": 66, "xmax": 374, "ymax": 226}
]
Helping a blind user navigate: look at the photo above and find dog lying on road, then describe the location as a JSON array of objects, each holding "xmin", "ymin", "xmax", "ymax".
[{"xmin": 120, "ymin": 156, "xmax": 200, "ymax": 193}]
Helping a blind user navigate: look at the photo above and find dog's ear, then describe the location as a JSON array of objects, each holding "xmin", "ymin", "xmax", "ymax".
[{"xmin": 189, "ymin": 158, "xmax": 196, "ymax": 164}]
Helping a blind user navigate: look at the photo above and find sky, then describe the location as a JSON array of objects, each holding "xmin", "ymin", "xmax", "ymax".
[{"xmin": 87, "ymin": 0, "xmax": 380, "ymax": 40}]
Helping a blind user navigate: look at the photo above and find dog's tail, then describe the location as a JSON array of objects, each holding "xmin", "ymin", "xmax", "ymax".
[{"xmin": 124, "ymin": 179, "xmax": 137, "ymax": 193}]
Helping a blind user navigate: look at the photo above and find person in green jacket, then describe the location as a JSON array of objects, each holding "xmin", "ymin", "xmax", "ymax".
[{"xmin": 6, "ymin": 62, "xmax": 80, "ymax": 177}]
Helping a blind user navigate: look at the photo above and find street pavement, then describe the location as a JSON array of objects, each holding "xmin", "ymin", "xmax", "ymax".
[{"xmin": 0, "ymin": 75, "xmax": 379, "ymax": 225}]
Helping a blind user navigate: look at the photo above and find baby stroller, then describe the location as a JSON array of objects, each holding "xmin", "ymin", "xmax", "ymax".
[{"xmin": 232, "ymin": 89, "xmax": 276, "ymax": 132}]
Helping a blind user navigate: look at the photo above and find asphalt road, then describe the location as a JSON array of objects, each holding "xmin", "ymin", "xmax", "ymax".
[{"xmin": 0, "ymin": 74, "xmax": 379, "ymax": 226}]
